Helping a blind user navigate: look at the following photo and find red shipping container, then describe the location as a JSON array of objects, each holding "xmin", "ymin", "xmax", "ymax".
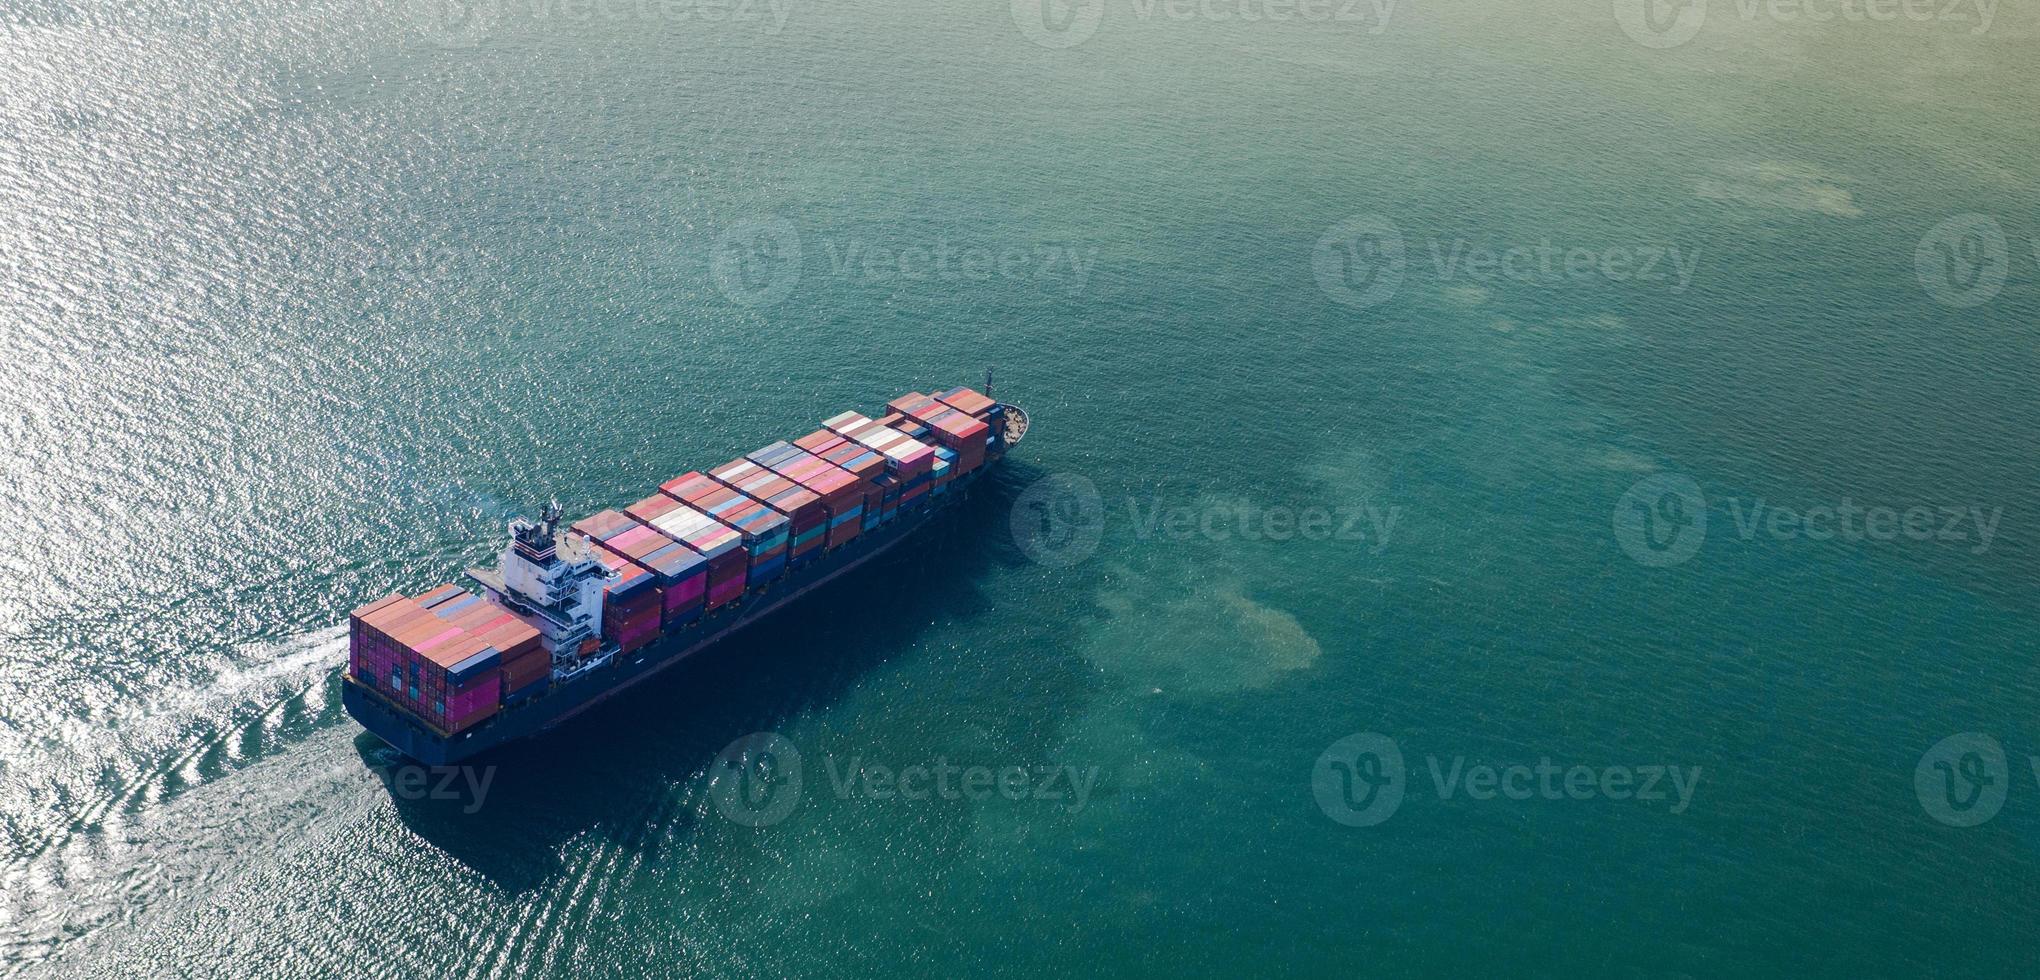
[
  {"xmin": 661, "ymin": 471, "xmax": 721, "ymax": 504},
  {"xmin": 708, "ymin": 575, "xmax": 745, "ymax": 607},
  {"xmin": 885, "ymin": 391, "xmax": 933, "ymax": 416},
  {"xmin": 795, "ymin": 429, "xmax": 845, "ymax": 454},
  {"xmin": 502, "ymin": 648, "xmax": 551, "ymax": 692},
  {"xmin": 626, "ymin": 492, "xmax": 681, "ymax": 525},
  {"xmin": 934, "ymin": 386, "xmax": 996, "ymax": 419},
  {"xmin": 571, "ymin": 509, "xmax": 639, "ymax": 543}
]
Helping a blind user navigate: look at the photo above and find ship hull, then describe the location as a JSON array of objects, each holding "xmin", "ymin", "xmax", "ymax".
[{"xmin": 343, "ymin": 466, "xmax": 994, "ymax": 765}]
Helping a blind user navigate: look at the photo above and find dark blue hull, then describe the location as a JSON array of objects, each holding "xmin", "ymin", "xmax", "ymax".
[{"xmin": 343, "ymin": 467, "xmax": 996, "ymax": 765}]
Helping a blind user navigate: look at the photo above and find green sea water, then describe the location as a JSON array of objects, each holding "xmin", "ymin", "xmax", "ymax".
[{"xmin": 3, "ymin": 0, "xmax": 2040, "ymax": 975}]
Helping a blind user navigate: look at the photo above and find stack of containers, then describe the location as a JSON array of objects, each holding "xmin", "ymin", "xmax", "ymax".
[
  {"xmin": 935, "ymin": 385, "xmax": 1004, "ymax": 449},
  {"xmin": 816, "ymin": 436, "xmax": 885, "ymax": 481},
  {"xmin": 723, "ymin": 496, "xmax": 791, "ymax": 583},
  {"xmin": 350, "ymin": 596, "xmax": 426, "ymax": 716},
  {"xmin": 825, "ymin": 411, "xmax": 938, "ymax": 514},
  {"xmin": 378, "ymin": 593, "xmax": 498, "ymax": 728},
  {"xmin": 666, "ymin": 471, "xmax": 790, "ymax": 586},
  {"xmin": 349, "ymin": 587, "xmax": 545, "ymax": 732},
  {"xmin": 793, "ymin": 428, "xmax": 841, "ymax": 454},
  {"xmin": 565, "ymin": 508, "xmax": 671, "ymax": 644},
  {"xmin": 716, "ymin": 451, "xmax": 828, "ymax": 567},
  {"xmin": 579, "ymin": 538, "xmax": 665, "ymax": 651},
  {"xmin": 351, "ymin": 595, "xmax": 446, "ymax": 719},
  {"xmin": 877, "ymin": 412, "xmax": 931, "ymax": 498},
  {"xmin": 935, "ymin": 385, "xmax": 999, "ymax": 422},
  {"xmin": 801, "ymin": 432, "xmax": 889, "ymax": 531},
  {"xmin": 415, "ymin": 583, "xmax": 466, "ymax": 608},
  {"xmin": 569, "ymin": 509, "xmax": 639, "ymax": 544},
  {"xmin": 656, "ymin": 474, "xmax": 754, "ymax": 607},
  {"xmin": 433, "ymin": 590, "xmax": 549, "ymax": 705},
  {"xmin": 755, "ymin": 444, "xmax": 867, "ymax": 548},
  {"xmin": 625, "ymin": 491, "xmax": 681, "ymax": 527},
  {"xmin": 880, "ymin": 409, "xmax": 930, "ymax": 441},
  {"xmin": 604, "ymin": 518, "xmax": 709, "ymax": 628},
  {"xmin": 886, "ymin": 392, "xmax": 991, "ymax": 482},
  {"xmin": 825, "ymin": 412, "xmax": 937, "ymax": 481},
  {"xmin": 879, "ymin": 413, "xmax": 951, "ymax": 494}
]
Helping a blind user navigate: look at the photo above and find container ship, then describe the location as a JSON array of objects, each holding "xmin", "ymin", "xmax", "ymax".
[{"xmin": 343, "ymin": 384, "xmax": 1027, "ymax": 765}]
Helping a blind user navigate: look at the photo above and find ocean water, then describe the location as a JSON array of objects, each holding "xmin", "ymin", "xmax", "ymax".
[{"xmin": 3, "ymin": 0, "xmax": 2039, "ymax": 974}]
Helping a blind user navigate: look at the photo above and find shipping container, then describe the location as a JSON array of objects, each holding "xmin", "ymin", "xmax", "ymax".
[
  {"xmin": 569, "ymin": 509, "xmax": 639, "ymax": 544},
  {"xmin": 640, "ymin": 489, "xmax": 747, "ymax": 610},
  {"xmin": 888, "ymin": 399, "xmax": 989, "ymax": 476},
  {"xmin": 820, "ymin": 440, "xmax": 885, "ymax": 481},
  {"xmin": 714, "ymin": 464, "xmax": 825, "ymax": 567},
  {"xmin": 794, "ymin": 429, "xmax": 844, "ymax": 454},
  {"xmin": 759, "ymin": 448, "xmax": 867, "ymax": 549},
  {"xmin": 606, "ymin": 524, "xmax": 710, "ymax": 626},
  {"xmin": 625, "ymin": 492, "xmax": 682, "ymax": 526},
  {"xmin": 583, "ymin": 540, "xmax": 669, "ymax": 650},
  {"xmin": 934, "ymin": 385, "xmax": 996, "ymax": 419},
  {"xmin": 351, "ymin": 589, "xmax": 544, "ymax": 732},
  {"xmin": 416, "ymin": 583, "xmax": 467, "ymax": 609}
]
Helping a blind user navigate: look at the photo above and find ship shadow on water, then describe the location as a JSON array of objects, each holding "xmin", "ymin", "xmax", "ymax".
[{"xmin": 359, "ymin": 462, "xmax": 1061, "ymax": 893}]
